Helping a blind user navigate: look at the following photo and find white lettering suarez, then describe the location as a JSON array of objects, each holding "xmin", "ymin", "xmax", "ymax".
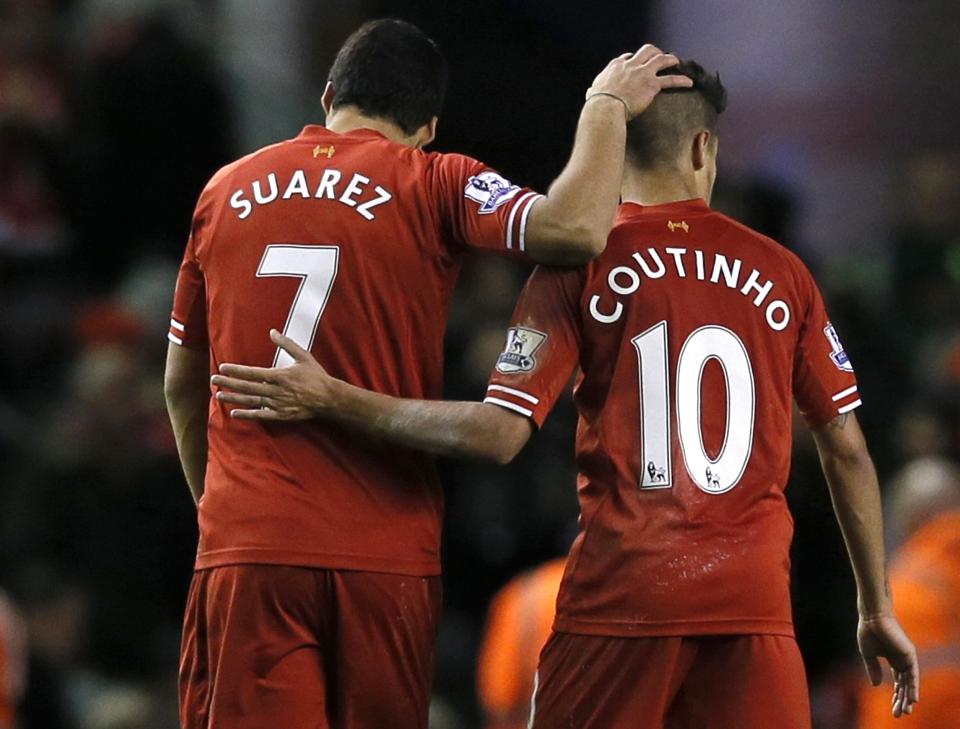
[
  {"xmin": 589, "ymin": 246, "xmax": 792, "ymax": 332},
  {"xmin": 230, "ymin": 169, "xmax": 393, "ymax": 221}
]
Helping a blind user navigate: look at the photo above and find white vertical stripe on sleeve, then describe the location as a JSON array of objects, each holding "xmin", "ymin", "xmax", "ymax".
[
  {"xmin": 518, "ymin": 194, "xmax": 544, "ymax": 252},
  {"xmin": 506, "ymin": 191, "xmax": 537, "ymax": 250}
]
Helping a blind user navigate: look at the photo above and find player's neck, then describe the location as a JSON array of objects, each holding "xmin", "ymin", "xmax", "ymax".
[
  {"xmin": 325, "ymin": 108, "xmax": 419, "ymax": 147},
  {"xmin": 620, "ymin": 165, "xmax": 710, "ymax": 208}
]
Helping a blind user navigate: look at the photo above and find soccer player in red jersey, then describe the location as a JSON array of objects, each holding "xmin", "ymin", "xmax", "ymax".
[
  {"xmin": 165, "ymin": 17, "xmax": 691, "ymax": 729},
  {"xmin": 215, "ymin": 60, "xmax": 921, "ymax": 727}
]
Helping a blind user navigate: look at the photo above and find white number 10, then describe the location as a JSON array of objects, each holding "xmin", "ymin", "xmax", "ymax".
[
  {"xmin": 256, "ymin": 244, "xmax": 340, "ymax": 367},
  {"xmin": 632, "ymin": 322, "xmax": 755, "ymax": 494}
]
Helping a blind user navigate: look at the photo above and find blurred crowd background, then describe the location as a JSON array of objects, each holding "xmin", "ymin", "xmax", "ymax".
[{"xmin": 0, "ymin": 1, "xmax": 958, "ymax": 728}]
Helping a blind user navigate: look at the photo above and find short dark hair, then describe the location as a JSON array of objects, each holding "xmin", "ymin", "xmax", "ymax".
[
  {"xmin": 328, "ymin": 19, "xmax": 448, "ymax": 135},
  {"xmin": 626, "ymin": 60, "xmax": 728, "ymax": 168}
]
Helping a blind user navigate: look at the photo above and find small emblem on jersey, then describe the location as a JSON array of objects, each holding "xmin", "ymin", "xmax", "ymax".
[
  {"xmin": 823, "ymin": 322, "xmax": 854, "ymax": 372},
  {"xmin": 495, "ymin": 327, "xmax": 547, "ymax": 374},
  {"xmin": 464, "ymin": 171, "xmax": 520, "ymax": 214},
  {"xmin": 646, "ymin": 461, "xmax": 667, "ymax": 484},
  {"xmin": 667, "ymin": 220, "xmax": 689, "ymax": 233},
  {"xmin": 313, "ymin": 145, "xmax": 335, "ymax": 159},
  {"xmin": 705, "ymin": 466, "xmax": 722, "ymax": 492}
]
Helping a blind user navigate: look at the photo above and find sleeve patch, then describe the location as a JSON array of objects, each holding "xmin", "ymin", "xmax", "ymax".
[
  {"xmin": 496, "ymin": 327, "xmax": 547, "ymax": 374},
  {"xmin": 464, "ymin": 171, "xmax": 520, "ymax": 214},
  {"xmin": 823, "ymin": 322, "xmax": 853, "ymax": 372}
]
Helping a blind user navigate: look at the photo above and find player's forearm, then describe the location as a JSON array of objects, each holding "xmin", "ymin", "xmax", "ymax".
[
  {"xmin": 813, "ymin": 416, "xmax": 891, "ymax": 617},
  {"xmin": 164, "ymin": 345, "xmax": 211, "ymax": 505},
  {"xmin": 166, "ymin": 391, "xmax": 209, "ymax": 505},
  {"xmin": 323, "ymin": 380, "xmax": 530, "ymax": 464},
  {"xmin": 524, "ymin": 97, "xmax": 626, "ymax": 264},
  {"xmin": 824, "ymin": 455, "xmax": 891, "ymax": 616}
]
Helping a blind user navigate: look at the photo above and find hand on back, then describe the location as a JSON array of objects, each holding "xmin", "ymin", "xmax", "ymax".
[{"xmin": 212, "ymin": 330, "xmax": 334, "ymax": 422}]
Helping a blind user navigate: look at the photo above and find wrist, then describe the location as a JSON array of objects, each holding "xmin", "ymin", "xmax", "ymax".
[
  {"xmin": 858, "ymin": 597, "xmax": 893, "ymax": 620},
  {"xmin": 583, "ymin": 91, "xmax": 630, "ymax": 121},
  {"xmin": 309, "ymin": 375, "xmax": 345, "ymax": 417}
]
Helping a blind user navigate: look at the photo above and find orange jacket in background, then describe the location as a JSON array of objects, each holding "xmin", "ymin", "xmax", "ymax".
[
  {"xmin": 0, "ymin": 592, "xmax": 26, "ymax": 729},
  {"xmin": 477, "ymin": 559, "xmax": 566, "ymax": 729},
  {"xmin": 859, "ymin": 510, "xmax": 960, "ymax": 728}
]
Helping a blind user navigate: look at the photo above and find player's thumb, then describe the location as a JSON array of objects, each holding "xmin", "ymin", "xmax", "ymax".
[
  {"xmin": 862, "ymin": 655, "xmax": 883, "ymax": 686},
  {"xmin": 270, "ymin": 329, "xmax": 309, "ymax": 361}
]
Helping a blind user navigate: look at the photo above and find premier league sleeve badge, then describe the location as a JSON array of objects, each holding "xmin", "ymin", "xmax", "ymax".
[{"xmin": 495, "ymin": 327, "xmax": 547, "ymax": 373}]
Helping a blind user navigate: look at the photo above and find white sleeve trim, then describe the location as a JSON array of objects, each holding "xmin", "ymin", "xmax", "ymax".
[
  {"xmin": 487, "ymin": 384, "xmax": 540, "ymax": 404},
  {"xmin": 506, "ymin": 191, "xmax": 538, "ymax": 250},
  {"xmin": 484, "ymin": 396, "xmax": 534, "ymax": 418},
  {"xmin": 831, "ymin": 385, "xmax": 858, "ymax": 402},
  {"xmin": 170, "ymin": 318, "xmax": 186, "ymax": 332},
  {"xmin": 837, "ymin": 398, "xmax": 862, "ymax": 414},
  {"xmin": 167, "ymin": 332, "xmax": 184, "ymax": 346},
  {"xmin": 518, "ymin": 194, "xmax": 544, "ymax": 252}
]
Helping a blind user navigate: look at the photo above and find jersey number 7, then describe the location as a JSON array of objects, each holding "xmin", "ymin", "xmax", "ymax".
[
  {"xmin": 256, "ymin": 244, "xmax": 340, "ymax": 367},
  {"xmin": 632, "ymin": 322, "xmax": 755, "ymax": 495}
]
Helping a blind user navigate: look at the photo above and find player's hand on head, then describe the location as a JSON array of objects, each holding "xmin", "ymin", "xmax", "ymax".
[
  {"xmin": 211, "ymin": 330, "xmax": 334, "ymax": 421},
  {"xmin": 857, "ymin": 614, "xmax": 920, "ymax": 718},
  {"xmin": 586, "ymin": 44, "xmax": 693, "ymax": 121}
]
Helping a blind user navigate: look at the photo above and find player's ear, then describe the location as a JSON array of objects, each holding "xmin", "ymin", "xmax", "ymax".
[
  {"xmin": 415, "ymin": 117, "xmax": 438, "ymax": 149},
  {"xmin": 691, "ymin": 130, "xmax": 711, "ymax": 171},
  {"xmin": 321, "ymin": 81, "xmax": 335, "ymax": 117}
]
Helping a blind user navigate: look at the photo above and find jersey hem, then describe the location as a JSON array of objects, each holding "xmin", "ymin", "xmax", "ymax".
[
  {"xmin": 194, "ymin": 547, "xmax": 442, "ymax": 577},
  {"xmin": 552, "ymin": 615, "xmax": 795, "ymax": 638}
]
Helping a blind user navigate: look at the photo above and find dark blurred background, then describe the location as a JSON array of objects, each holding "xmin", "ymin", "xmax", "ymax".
[{"xmin": 0, "ymin": 1, "xmax": 958, "ymax": 728}]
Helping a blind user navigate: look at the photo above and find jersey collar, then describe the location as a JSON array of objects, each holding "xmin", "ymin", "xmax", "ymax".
[
  {"xmin": 295, "ymin": 125, "xmax": 389, "ymax": 142},
  {"xmin": 616, "ymin": 198, "xmax": 710, "ymax": 223}
]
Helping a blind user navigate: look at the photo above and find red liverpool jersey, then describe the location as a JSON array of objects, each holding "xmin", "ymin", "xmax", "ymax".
[
  {"xmin": 485, "ymin": 199, "xmax": 860, "ymax": 637},
  {"xmin": 170, "ymin": 125, "xmax": 543, "ymax": 575}
]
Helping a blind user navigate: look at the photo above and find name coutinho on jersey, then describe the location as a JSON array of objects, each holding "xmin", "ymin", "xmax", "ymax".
[
  {"xmin": 588, "ymin": 247, "xmax": 792, "ymax": 331},
  {"xmin": 229, "ymin": 169, "xmax": 393, "ymax": 221}
]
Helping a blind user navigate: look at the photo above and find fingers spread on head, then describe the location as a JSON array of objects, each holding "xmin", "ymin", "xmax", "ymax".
[
  {"xmin": 648, "ymin": 53, "xmax": 682, "ymax": 71},
  {"xmin": 658, "ymin": 74, "xmax": 694, "ymax": 89},
  {"xmin": 631, "ymin": 44, "xmax": 662, "ymax": 64}
]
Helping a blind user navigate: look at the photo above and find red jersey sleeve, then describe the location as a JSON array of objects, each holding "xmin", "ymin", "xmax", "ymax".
[
  {"xmin": 484, "ymin": 266, "xmax": 583, "ymax": 426},
  {"xmin": 792, "ymin": 270, "xmax": 861, "ymax": 428},
  {"xmin": 168, "ymin": 227, "xmax": 208, "ymax": 351},
  {"xmin": 428, "ymin": 153, "xmax": 543, "ymax": 255}
]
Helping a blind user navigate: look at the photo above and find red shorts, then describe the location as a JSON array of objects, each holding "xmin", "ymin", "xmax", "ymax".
[
  {"xmin": 530, "ymin": 632, "xmax": 811, "ymax": 729},
  {"xmin": 179, "ymin": 565, "xmax": 442, "ymax": 729}
]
